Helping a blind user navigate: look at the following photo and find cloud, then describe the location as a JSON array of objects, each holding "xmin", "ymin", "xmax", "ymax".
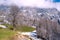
[
  {"xmin": 0, "ymin": 0, "xmax": 56, "ymax": 7},
  {"xmin": 0, "ymin": 0, "xmax": 13, "ymax": 5},
  {"xmin": 10, "ymin": 0, "xmax": 60, "ymax": 11},
  {"xmin": 0, "ymin": 0, "xmax": 60, "ymax": 11},
  {"xmin": 10, "ymin": 0, "xmax": 54, "ymax": 8}
]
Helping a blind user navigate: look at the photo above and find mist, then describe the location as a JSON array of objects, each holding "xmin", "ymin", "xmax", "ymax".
[{"xmin": 0, "ymin": 0, "xmax": 60, "ymax": 11}]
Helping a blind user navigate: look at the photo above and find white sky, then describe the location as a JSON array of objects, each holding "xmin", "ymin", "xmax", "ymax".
[{"xmin": 0, "ymin": 0, "xmax": 60, "ymax": 11}]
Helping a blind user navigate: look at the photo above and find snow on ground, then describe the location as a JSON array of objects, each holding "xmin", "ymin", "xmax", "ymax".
[{"xmin": 18, "ymin": 30, "xmax": 42, "ymax": 40}]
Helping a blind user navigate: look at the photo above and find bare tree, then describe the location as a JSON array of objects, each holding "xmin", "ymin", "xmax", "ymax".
[{"xmin": 10, "ymin": 5, "xmax": 19, "ymax": 28}]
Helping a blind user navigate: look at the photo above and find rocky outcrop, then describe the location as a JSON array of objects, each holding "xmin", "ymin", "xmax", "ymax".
[{"xmin": 36, "ymin": 8, "xmax": 60, "ymax": 40}]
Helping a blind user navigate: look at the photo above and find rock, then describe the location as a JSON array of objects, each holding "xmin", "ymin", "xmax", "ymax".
[
  {"xmin": 36, "ymin": 16, "xmax": 60, "ymax": 40},
  {"xmin": 0, "ymin": 25, "xmax": 7, "ymax": 28}
]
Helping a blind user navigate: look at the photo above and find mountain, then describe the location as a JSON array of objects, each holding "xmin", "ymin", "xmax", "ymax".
[
  {"xmin": 19, "ymin": 6, "xmax": 59, "ymax": 20},
  {"xmin": 0, "ymin": 5, "xmax": 60, "ymax": 27},
  {"xmin": 0, "ymin": 5, "xmax": 9, "ymax": 11},
  {"xmin": 14, "ymin": 6, "xmax": 60, "ymax": 26}
]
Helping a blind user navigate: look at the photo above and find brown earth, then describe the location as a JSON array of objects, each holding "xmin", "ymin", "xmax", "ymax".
[{"xmin": 11, "ymin": 32, "xmax": 32, "ymax": 40}]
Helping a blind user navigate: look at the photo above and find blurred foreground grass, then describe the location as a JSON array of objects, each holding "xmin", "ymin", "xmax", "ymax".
[
  {"xmin": 16, "ymin": 26, "xmax": 35, "ymax": 32},
  {"xmin": 0, "ymin": 29, "xmax": 16, "ymax": 40},
  {"xmin": 2, "ymin": 24, "xmax": 35, "ymax": 32},
  {"xmin": 0, "ymin": 24, "xmax": 35, "ymax": 40}
]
